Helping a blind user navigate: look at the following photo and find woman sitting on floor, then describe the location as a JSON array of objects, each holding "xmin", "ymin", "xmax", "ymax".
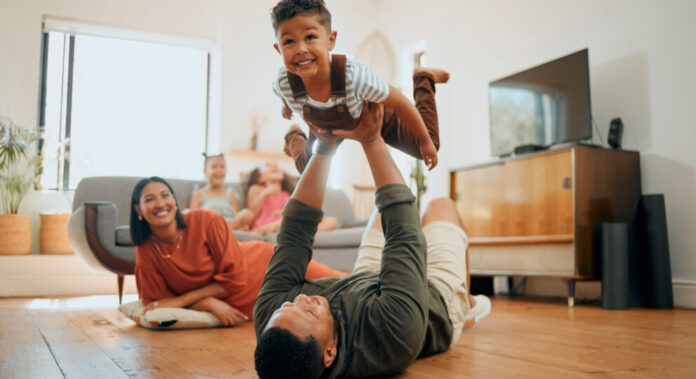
[{"xmin": 130, "ymin": 176, "xmax": 346, "ymax": 326}]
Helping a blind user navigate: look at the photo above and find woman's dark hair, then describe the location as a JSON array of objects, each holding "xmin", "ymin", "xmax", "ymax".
[
  {"xmin": 245, "ymin": 166, "xmax": 296, "ymax": 199},
  {"xmin": 130, "ymin": 176, "xmax": 187, "ymax": 245},
  {"xmin": 202, "ymin": 152, "xmax": 225, "ymax": 169},
  {"xmin": 255, "ymin": 327, "xmax": 322, "ymax": 379},
  {"xmin": 271, "ymin": 0, "xmax": 331, "ymax": 34}
]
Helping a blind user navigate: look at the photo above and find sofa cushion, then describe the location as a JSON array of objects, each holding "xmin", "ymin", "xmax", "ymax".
[
  {"xmin": 313, "ymin": 227, "xmax": 365, "ymax": 248},
  {"xmin": 264, "ymin": 226, "xmax": 364, "ymax": 249},
  {"xmin": 115, "ymin": 225, "xmax": 133, "ymax": 246}
]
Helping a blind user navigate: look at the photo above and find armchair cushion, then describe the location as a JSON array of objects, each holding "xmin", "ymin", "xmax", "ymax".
[{"xmin": 115, "ymin": 226, "xmax": 132, "ymax": 246}]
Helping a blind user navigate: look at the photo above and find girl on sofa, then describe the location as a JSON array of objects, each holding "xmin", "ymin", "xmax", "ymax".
[
  {"xmin": 189, "ymin": 153, "xmax": 256, "ymax": 230},
  {"xmin": 245, "ymin": 160, "xmax": 338, "ymax": 235},
  {"xmin": 131, "ymin": 176, "xmax": 346, "ymax": 326}
]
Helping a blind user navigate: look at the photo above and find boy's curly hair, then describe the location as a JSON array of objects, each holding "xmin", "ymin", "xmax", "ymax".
[{"xmin": 271, "ymin": 0, "xmax": 332, "ymax": 34}]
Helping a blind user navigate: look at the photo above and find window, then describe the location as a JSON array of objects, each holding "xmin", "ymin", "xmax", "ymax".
[{"xmin": 39, "ymin": 19, "xmax": 212, "ymax": 190}]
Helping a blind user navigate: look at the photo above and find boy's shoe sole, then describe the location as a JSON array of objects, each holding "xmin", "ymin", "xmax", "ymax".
[{"xmin": 463, "ymin": 294, "xmax": 491, "ymax": 330}]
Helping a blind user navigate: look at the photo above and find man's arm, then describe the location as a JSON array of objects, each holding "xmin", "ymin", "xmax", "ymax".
[
  {"xmin": 290, "ymin": 127, "xmax": 337, "ymax": 207},
  {"xmin": 334, "ymin": 103, "xmax": 429, "ymax": 352},
  {"xmin": 253, "ymin": 130, "xmax": 338, "ymax": 334}
]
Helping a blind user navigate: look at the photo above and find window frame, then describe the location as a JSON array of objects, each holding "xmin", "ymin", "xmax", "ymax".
[{"xmin": 37, "ymin": 17, "xmax": 214, "ymax": 190}]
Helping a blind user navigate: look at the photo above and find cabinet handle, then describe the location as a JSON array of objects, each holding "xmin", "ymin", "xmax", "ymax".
[{"xmin": 562, "ymin": 177, "xmax": 572, "ymax": 189}]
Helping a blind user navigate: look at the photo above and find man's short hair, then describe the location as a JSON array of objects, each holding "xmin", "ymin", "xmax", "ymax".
[
  {"xmin": 255, "ymin": 327, "xmax": 322, "ymax": 379},
  {"xmin": 271, "ymin": 0, "xmax": 332, "ymax": 34}
]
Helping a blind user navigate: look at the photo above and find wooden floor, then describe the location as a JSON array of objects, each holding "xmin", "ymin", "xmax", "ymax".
[{"xmin": 1, "ymin": 295, "xmax": 694, "ymax": 378}]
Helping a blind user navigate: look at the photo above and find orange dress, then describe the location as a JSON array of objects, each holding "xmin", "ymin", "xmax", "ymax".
[{"xmin": 135, "ymin": 209, "xmax": 345, "ymax": 319}]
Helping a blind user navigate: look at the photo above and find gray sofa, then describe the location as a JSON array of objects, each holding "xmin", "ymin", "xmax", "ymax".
[{"xmin": 67, "ymin": 176, "xmax": 365, "ymax": 303}]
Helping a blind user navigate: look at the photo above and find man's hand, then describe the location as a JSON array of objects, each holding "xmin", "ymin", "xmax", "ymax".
[
  {"xmin": 308, "ymin": 123, "xmax": 343, "ymax": 154},
  {"xmin": 332, "ymin": 102, "xmax": 384, "ymax": 146}
]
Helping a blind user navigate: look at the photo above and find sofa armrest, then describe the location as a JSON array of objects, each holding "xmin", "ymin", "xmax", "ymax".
[
  {"xmin": 68, "ymin": 201, "xmax": 136, "ymax": 276},
  {"xmin": 312, "ymin": 227, "xmax": 365, "ymax": 248},
  {"xmin": 342, "ymin": 218, "xmax": 368, "ymax": 228}
]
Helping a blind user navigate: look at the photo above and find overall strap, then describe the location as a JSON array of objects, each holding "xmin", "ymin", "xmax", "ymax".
[
  {"xmin": 287, "ymin": 71, "xmax": 307, "ymax": 100},
  {"xmin": 330, "ymin": 54, "xmax": 347, "ymax": 98}
]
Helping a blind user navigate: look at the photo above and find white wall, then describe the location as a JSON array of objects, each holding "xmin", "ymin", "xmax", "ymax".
[
  {"xmin": 379, "ymin": 0, "xmax": 696, "ymax": 307},
  {"xmin": 0, "ymin": 0, "xmax": 221, "ymax": 126}
]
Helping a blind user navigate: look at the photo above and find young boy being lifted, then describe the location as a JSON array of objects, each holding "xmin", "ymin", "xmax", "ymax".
[{"xmin": 271, "ymin": 0, "xmax": 449, "ymax": 173}]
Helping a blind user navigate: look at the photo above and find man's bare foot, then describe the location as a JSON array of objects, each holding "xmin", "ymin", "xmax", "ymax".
[{"xmin": 414, "ymin": 67, "xmax": 450, "ymax": 84}]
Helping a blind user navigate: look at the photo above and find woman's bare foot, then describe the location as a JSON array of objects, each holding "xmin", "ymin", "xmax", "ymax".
[{"xmin": 414, "ymin": 67, "xmax": 450, "ymax": 84}]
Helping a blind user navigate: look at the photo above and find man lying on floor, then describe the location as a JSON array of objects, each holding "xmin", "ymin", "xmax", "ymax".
[{"xmin": 253, "ymin": 103, "xmax": 490, "ymax": 378}]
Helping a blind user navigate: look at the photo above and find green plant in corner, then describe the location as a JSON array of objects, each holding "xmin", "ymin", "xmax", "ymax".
[
  {"xmin": 0, "ymin": 115, "xmax": 42, "ymax": 214},
  {"xmin": 409, "ymin": 159, "xmax": 427, "ymax": 211}
]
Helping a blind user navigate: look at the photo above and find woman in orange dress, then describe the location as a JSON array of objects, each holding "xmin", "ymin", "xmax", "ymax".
[{"xmin": 130, "ymin": 176, "xmax": 345, "ymax": 327}]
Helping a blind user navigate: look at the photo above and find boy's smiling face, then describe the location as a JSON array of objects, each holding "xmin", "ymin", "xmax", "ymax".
[{"xmin": 274, "ymin": 13, "xmax": 337, "ymax": 83}]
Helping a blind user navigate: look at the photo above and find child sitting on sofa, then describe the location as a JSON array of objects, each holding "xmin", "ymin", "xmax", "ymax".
[
  {"xmin": 189, "ymin": 153, "xmax": 255, "ymax": 230},
  {"xmin": 244, "ymin": 160, "xmax": 338, "ymax": 235}
]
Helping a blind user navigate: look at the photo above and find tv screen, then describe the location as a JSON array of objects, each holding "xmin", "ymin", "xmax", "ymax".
[{"xmin": 489, "ymin": 49, "xmax": 591, "ymax": 156}]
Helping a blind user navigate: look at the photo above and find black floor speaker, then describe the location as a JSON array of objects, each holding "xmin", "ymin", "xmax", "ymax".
[
  {"xmin": 632, "ymin": 194, "xmax": 674, "ymax": 309},
  {"xmin": 599, "ymin": 223, "xmax": 630, "ymax": 310}
]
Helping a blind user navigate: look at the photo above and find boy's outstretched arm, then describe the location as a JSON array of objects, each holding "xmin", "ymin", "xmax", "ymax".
[{"xmin": 381, "ymin": 85, "xmax": 438, "ymax": 170}]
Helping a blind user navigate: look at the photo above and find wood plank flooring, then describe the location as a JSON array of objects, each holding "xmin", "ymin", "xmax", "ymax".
[{"xmin": 1, "ymin": 295, "xmax": 694, "ymax": 378}]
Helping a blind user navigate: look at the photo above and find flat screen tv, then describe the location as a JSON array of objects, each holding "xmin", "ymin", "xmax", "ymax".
[{"xmin": 488, "ymin": 48, "xmax": 592, "ymax": 157}]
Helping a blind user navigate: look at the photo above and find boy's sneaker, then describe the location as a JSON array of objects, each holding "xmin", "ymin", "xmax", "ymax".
[{"xmin": 463, "ymin": 294, "xmax": 491, "ymax": 330}]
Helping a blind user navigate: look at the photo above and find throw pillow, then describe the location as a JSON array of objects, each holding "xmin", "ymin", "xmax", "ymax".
[{"xmin": 118, "ymin": 300, "xmax": 222, "ymax": 330}]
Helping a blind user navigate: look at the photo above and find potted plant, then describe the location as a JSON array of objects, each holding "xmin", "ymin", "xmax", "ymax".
[{"xmin": 0, "ymin": 115, "xmax": 42, "ymax": 255}]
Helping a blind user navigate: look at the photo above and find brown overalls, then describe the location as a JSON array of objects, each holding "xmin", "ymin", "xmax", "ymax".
[{"xmin": 284, "ymin": 54, "xmax": 440, "ymax": 173}]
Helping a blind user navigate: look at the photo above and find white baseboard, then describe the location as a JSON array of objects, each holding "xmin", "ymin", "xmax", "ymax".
[
  {"xmin": 0, "ymin": 255, "xmax": 137, "ymax": 297},
  {"xmin": 673, "ymin": 280, "xmax": 696, "ymax": 309}
]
